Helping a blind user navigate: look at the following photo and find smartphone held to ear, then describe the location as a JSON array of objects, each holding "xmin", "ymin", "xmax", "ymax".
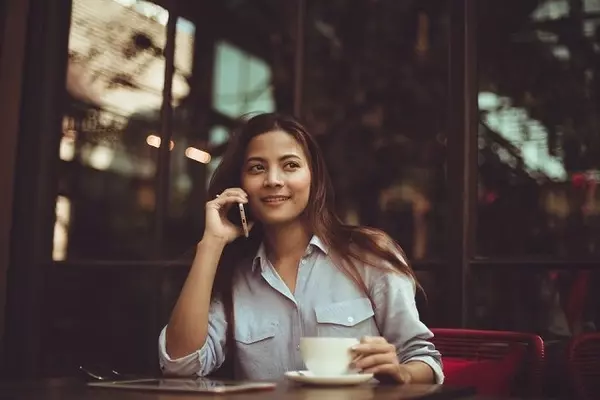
[
  {"xmin": 227, "ymin": 202, "xmax": 250, "ymax": 238},
  {"xmin": 238, "ymin": 203, "xmax": 249, "ymax": 238}
]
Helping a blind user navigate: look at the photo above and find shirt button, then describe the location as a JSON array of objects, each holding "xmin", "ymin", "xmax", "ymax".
[
  {"xmin": 296, "ymin": 344, "xmax": 300, "ymax": 350},
  {"xmin": 347, "ymin": 316, "xmax": 354, "ymax": 323},
  {"xmin": 301, "ymin": 259, "xmax": 307, "ymax": 265}
]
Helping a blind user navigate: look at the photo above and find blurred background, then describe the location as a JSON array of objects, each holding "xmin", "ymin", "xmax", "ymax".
[{"xmin": 0, "ymin": 0, "xmax": 599, "ymax": 392}]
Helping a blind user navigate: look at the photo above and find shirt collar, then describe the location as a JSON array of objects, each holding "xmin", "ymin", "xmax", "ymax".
[{"xmin": 251, "ymin": 235, "xmax": 329, "ymax": 273}]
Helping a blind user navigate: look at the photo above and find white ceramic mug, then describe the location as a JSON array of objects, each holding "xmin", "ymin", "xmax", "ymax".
[{"xmin": 299, "ymin": 337, "xmax": 359, "ymax": 376}]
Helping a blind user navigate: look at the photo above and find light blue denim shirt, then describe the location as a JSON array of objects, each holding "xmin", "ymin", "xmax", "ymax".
[{"xmin": 158, "ymin": 236, "xmax": 444, "ymax": 383}]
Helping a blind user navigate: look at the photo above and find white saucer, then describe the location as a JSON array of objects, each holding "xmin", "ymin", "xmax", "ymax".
[{"xmin": 284, "ymin": 371, "xmax": 374, "ymax": 386}]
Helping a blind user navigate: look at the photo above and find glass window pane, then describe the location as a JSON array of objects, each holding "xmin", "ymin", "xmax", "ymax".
[
  {"xmin": 55, "ymin": 0, "xmax": 170, "ymax": 260},
  {"xmin": 213, "ymin": 41, "xmax": 276, "ymax": 117},
  {"xmin": 213, "ymin": 42, "xmax": 244, "ymax": 117},
  {"xmin": 477, "ymin": 0, "xmax": 600, "ymax": 257},
  {"xmin": 471, "ymin": 268, "xmax": 600, "ymax": 338},
  {"xmin": 303, "ymin": 0, "xmax": 449, "ymax": 261},
  {"xmin": 164, "ymin": 1, "xmax": 295, "ymax": 257}
]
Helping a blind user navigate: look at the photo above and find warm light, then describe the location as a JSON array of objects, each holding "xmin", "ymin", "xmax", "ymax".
[
  {"xmin": 86, "ymin": 145, "xmax": 114, "ymax": 170},
  {"xmin": 185, "ymin": 147, "xmax": 211, "ymax": 164},
  {"xmin": 59, "ymin": 136, "xmax": 75, "ymax": 161},
  {"xmin": 53, "ymin": 196, "xmax": 71, "ymax": 261},
  {"xmin": 146, "ymin": 134, "xmax": 161, "ymax": 147},
  {"xmin": 146, "ymin": 134, "xmax": 174, "ymax": 150}
]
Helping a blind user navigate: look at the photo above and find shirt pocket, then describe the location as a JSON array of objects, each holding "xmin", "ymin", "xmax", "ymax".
[
  {"xmin": 314, "ymin": 297, "xmax": 376, "ymax": 338},
  {"xmin": 234, "ymin": 321, "xmax": 277, "ymax": 371}
]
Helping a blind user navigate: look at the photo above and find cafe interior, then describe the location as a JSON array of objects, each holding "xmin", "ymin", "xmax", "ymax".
[{"xmin": 1, "ymin": 0, "xmax": 600, "ymax": 398}]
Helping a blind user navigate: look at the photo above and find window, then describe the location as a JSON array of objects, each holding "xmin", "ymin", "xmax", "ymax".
[
  {"xmin": 212, "ymin": 41, "xmax": 275, "ymax": 118},
  {"xmin": 57, "ymin": 0, "xmax": 173, "ymax": 260},
  {"xmin": 477, "ymin": 0, "xmax": 600, "ymax": 258},
  {"xmin": 55, "ymin": 0, "xmax": 298, "ymax": 262},
  {"xmin": 162, "ymin": 1, "xmax": 296, "ymax": 258},
  {"xmin": 303, "ymin": 0, "xmax": 449, "ymax": 261}
]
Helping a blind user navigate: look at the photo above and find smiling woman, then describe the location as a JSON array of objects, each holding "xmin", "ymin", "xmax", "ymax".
[
  {"xmin": 160, "ymin": 113, "xmax": 442, "ymax": 384},
  {"xmin": 242, "ymin": 130, "xmax": 312, "ymax": 226}
]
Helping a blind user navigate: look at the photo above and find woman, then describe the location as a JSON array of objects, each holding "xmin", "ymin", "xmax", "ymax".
[{"xmin": 159, "ymin": 113, "xmax": 443, "ymax": 384}]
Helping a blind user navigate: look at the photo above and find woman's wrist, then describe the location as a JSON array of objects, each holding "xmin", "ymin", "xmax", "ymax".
[{"xmin": 198, "ymin": 234, "xmax": 228, "ymax": 249}]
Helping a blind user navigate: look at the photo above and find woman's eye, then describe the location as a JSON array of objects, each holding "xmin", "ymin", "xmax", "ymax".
[
  {"xmin": 284, "ymin": 162, "xmax": 300, "ymax": 170},
  {"xmin": 248, "ymin": 164, "xmax": 264, "ymax": 173}
]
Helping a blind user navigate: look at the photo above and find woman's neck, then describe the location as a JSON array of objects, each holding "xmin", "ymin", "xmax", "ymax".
[{"xmin": 263, "ymin": 221, "xmax": 312, "ymax": 264}]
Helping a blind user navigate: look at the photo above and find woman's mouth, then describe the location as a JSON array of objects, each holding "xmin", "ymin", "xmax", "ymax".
[{"xmin": 261, "ymin": 195, "xmax": 291, "ymax": 204}]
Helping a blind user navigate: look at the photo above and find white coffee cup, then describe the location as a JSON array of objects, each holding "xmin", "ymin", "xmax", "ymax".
[{"xmin": 299, "ymin": 337, "xmax": 359, "ymax": 376}]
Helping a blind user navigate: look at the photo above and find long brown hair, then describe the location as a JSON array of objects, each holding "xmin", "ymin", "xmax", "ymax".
[{"xmin": 207, "ymin": 113, "xmax": 419, "ymax": 375}]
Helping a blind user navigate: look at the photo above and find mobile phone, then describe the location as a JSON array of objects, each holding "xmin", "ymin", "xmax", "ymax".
[{"xmin": 238, "ymin": 203, "xmax": 249, "ymax": 238}]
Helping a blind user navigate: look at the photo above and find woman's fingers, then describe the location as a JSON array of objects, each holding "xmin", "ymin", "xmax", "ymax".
[
  {"xmin": 217, "ymin": 188, "xmax": 247, "ymax": 199},
  {"xmin": 360, "ymin": 336, "xmax": 387, "ymax": 344},
  {"xmin": 352, "ymin": 353, "xmax": 396, "ymax": 370},
  {"xmin": 350, "ymin": 336, "xmax": 401, "ymax": 380},
  {"xmin": 351, "ymin": 342, "xmax": 395, "ymax": 355},
  {"xmin": 208, "ymin": 188, "xmax": 248, "ymax": 210}
]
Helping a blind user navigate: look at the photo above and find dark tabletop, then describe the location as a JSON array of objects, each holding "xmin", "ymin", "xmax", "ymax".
[{"xmin": 0, "ymin": 378, "xmax": 553, "ymax": 400}]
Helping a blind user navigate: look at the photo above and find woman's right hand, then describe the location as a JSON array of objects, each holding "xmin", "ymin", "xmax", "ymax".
[{"xmin": 203, "ymin": 188, "xmax": 251, "ymax": 244}]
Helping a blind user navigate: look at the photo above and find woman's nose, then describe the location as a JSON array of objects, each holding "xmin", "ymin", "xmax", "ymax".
[{"xmin": 264, "ymin": 169, "xmax": 284, "ymax": 187}]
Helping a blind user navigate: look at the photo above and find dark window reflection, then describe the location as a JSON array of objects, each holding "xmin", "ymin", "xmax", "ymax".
[
  {"xmin": 477, "ymin": 0, "xmax": 600, "ymax": 257},
  {"xmin": 471, "ymin": 268, "xmax": 600, "ymax": 341},
  {"xmin": 163, "ymin": 1, "xmax": 296, "ymax": 258},
  {"xmin": 57, "ymin": 0, "xmax": 173, "ymax": 260},
  {"xmin": 302, "ymin": 0, "xmax": 449, "ymax": 260}
]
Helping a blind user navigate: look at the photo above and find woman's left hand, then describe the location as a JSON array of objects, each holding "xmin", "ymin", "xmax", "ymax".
[{"xmin": 350, "ymin": 336, "xmax": 413, "ymax": 384}]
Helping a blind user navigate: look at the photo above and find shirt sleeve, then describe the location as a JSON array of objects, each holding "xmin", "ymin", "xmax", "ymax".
[
  {"xmin": 158, "ymin": 298, "xmax": 228, "ymax": 377},
  {"xmin": 370, "ymin": 272, "xmax": 445, "ymax": 384}
]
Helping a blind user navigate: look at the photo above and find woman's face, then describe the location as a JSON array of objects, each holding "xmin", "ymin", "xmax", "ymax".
[{"xmin": 241, "ymin": 130, "xmax": 312, "ymax": 227}]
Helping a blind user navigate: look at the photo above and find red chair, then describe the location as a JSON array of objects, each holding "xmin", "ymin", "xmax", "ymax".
[
  {"xmin": 567, "ymin": 332, "xmax": 600, "ymax": 400},
  {"xmin": 432, "ymin": 328, "xmax": 545, "ymax": 398}
]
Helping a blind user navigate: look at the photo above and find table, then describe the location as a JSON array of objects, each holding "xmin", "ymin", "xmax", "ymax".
[{"xmin": 0, "ymin": 378, "xmax": 546, "ymax": 400}]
